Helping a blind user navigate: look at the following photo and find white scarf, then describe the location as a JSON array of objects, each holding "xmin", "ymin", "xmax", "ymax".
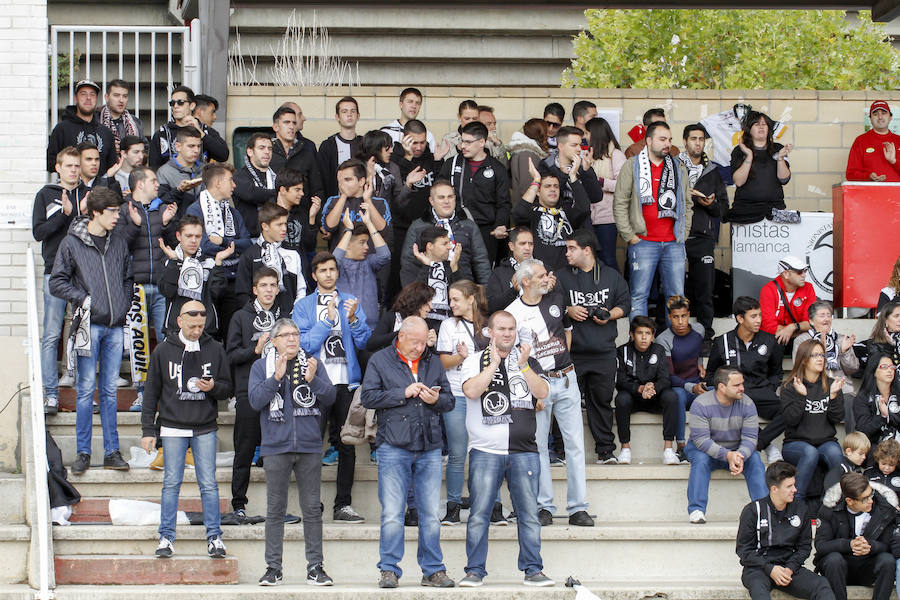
[
  {"xmin": 66, "ymin": 297, "xmax": 92, "ymax": 376},
  {"xmin": 265, "ymin": 348, "xmax": 317, "ymax": 422},
  {"xmin": 256, "ymin": 236, "xmax": 304, "ymax": 297},
  {"xmin": 174, "ymin": 245, "xmax": 213, "ymax": 300},
  {"xmin": 246, "ymin": 163, "xmax": 276, "ymax": 189},
  {"xmin": 637, "ymin": 147, "xmax": 678, "ymax": 219},
  {"xmin": 199, "ymin": 189, "xmax": 235, "ymax": 239}
]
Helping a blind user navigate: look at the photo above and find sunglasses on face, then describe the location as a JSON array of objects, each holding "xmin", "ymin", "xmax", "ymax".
[
  {"xmin": 169, "ymin": 99, "xmax": 189, "ymax": 107},
  {"xmin": 544, "ymin": 120, "xmax": 562, "ymax": 128},
  {"xmin": 180, "ymin": 310, "xmax": 206, "ymax": 318}
]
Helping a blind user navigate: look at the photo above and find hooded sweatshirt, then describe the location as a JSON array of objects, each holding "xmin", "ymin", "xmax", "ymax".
[
  {"xmin": 32, "ymin": 183, "xmax": 89, "ymax": 275},
  {"xmin": 389, "ymin": 142, "xmax": 443, "ymax": 230},
  {"xmin": 780, "ymin": 379, "xmax": 843, "ymax": 446},
  {"xmin": 47, "ymin": 106, "xmax": 117, "ymax": 173}
]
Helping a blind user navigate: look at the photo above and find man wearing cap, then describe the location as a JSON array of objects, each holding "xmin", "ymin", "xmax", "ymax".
[
  {"xmin": 47, "ymin": 80, "xmax": 117, "ymax": 174},
  {"xmin": 759, "ymin": 256, "xmax": 816, "ymax": 346},
  {"xmin": 846, "ymin": 101, "xmax": 900, "ymax": 182}
]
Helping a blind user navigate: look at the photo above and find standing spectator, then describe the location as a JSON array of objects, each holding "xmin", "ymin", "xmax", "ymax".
[
  {"xmin": 542, "ymin": 103, "xmax": 565, "ymax": 158},
  {"xmin": 459, "ymin": 311, "xmax": 554, "ymax": 588},
  {"xmin": 705, "ymin": 296, "xmax": 785, "ymax": 462},
  {"xmin": 361, "ymin": 316, "xmax": 455, "ymax": 589},
  {"xmin": 736, "ymin": 461, "xmax": 835, "ymax": 600},
  {"xmin": 442, "ymin": 100, "xmax": 507, "ymax": 165},
  {"xmin": 77, "ymin": 142, "xmax": 122, "ymax": 197},
  {"xmin": 556, "ymin": 230, "xmax": 630, "ymax": 463},
  {"xmin": 149, "ymin": 86, "xmax": 228, "ymax": 169},
  {"xmin": 357, "ymin": 130, "xmax": 401, "ymax": 203},
  {"xmin": 586, "ymin": 117, "xmax": 626, "ymax": 272},
  {"xmin": 318, "ymin": 97, "xmax": 363, "ymax": 200},
  {"xmin": 507, "ymin": 259, "xmax": 593, "ymax": 527},
  {"xmin": 321, "ymin": 159, "xmax": 392, "ymax": 249},
  {"xmin": 854, "ymin": 355, "xmax": 900, "ymax": 449},
  {"xmin": 509, "ymin": 119, "xmax": 550, "ymax": 200},
  {"xmin": 279, "ymin": 101, "xmax": 317, "ymax": 156},
  {"xmin": 192, "ymin": 94, "xmax": 219, "ymax": 128},
  {"xmin": 779, "ymin": 339, "xmax": 846, "ymax": 500},
  {"xmin": 140, "ymin": 300, "xmax": 232, "ymax": 559},
  {"xmin": 677, "ymin": 124, "xmax": 729, "ymax": 343},
  {"xmin": 233, "ymin": 132, "xmax": 277, "ymax": 237},
  {"xmin": 156, "ymin": 127, "xmax": 204, "ymax": 226},
  {"xmin": 248, "ymin": 318, "xmax": 337, "ymax": 586},
  {"xmin": 273, "ymin": 169, "xmax": 319, "ymax": 267},
  {"xmin": 624, "ymin": 108, "xmax": 680, "ymax": 159},
  {"xmin": 540, "ymin": 125, "xmax": 602, "ymax": 231},
  {"xmin": 269, "ymin": 106, "xmax": 325, "ymax": 203},
  {"xmin": 402, "ymin": 227, "xmax": 460, "ymax": 330},
  {"xmin": 571, "ymin": 100, "xmax": 597, "ymax": 139},
  {"xmin": 487, "ymin": 226, "xmax": 534, "ymax": 314},
  {"xmin": 334, "ymin": 210, "xmax": 391, "ymax": 331},
  {"xmin": 729, "ymin": 111, "xmax": 792, "ymax": 224},
  {"xmin": 759, "ymin": 255, "xmax": 816, "ymax": 345},
  {"xmin": 614, "ymin": 315, "xmax": 680, "ymax": 465},
  {"xmin": 380, "ymin": 87, "xmax": 437, "ymax": 152},
  {"xmin": 293, "ymin": 252, "xmax": 372, "ymax": 523},
  {"xmin": 50, "ymin": 187, "xmax": 132, "ymax": 474},
  {"xmin": 367, "ymin": 281, "xmax": 435, "ymax": 353},
  {"xmin": 439, "ymin": 121, "xmax": 510, "ymax": 264},
  {"xmin": 98, "ymin": 79, "xmax": 144, "ymax": 147},
  {"xmin": 613, "ymin": 121, "xmax": 691, "ymax": 318},
  {"xmin": 34, "ymin": 147, "xmax": 88, "ymax": 413},
  {"xmin": 111, "ymin": 135, "xmax": 147, "ymax": 195},
  {"xmin": 47, "ymin": 80, "xmax": 117, "ymax": 173},
  {"xmin": 477, "ymin": 105, "xmax": 509, "ymax": 167},
  {"xmin": 846, "ymin": 101, "xmax": 900, "ymax": 182},
  {"xmin": 685, "ymin": 367, "xmax": 767, "ymax": 524}
]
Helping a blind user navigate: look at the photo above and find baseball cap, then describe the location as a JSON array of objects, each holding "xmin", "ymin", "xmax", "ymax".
[
  {"xmin": 869, "ymin": 100, "xmax": 892, "ymax": 116},
  {"xmin": 778, "ymin": 255, "xmax": 807, "ymax": 272},
  {"xmin": 74, "ymin": 80, "xmax": 101, "ymax": 94}
]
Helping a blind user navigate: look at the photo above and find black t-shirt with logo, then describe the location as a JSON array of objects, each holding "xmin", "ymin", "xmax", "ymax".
[{"xmin": 506, "ymin": 292, "xmax": 572, "ymax": 372}]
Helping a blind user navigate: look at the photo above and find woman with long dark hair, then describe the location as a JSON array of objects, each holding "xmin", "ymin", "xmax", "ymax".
[
  {"xmin": 865, "ymin": 300, "xmax": 900, "ymax": 367},
  {"xmin": 729, "ymin": 111, "xmax": 793, "ymax": 224},
  {"xmin": 356, "ymin": 129, "xmax": 400, "ymax": 201},
  {"xmin": 586, "ymin": 116, "xmax": 625, "ymax": 271},
  {"xmin": 367, "ymin": 281, "xmax": 436, "ymax": 351},
  {"xmin": 855, "ymin": 354, "xmax": 900, "ymax": 448},
  {"xmin": 508, "ymin": 118, "xmax": 550, "ymax": 200}
]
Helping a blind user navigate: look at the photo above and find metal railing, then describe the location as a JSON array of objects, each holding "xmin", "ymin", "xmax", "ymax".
[{"xmin": 49, "ymin": 21, "xmax": 201, "ymax": 134}]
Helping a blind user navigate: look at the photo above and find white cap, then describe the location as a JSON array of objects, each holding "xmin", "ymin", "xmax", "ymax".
[{"xmin": 778, "ymin": 255, "xmax": 807, "ymax": 272}]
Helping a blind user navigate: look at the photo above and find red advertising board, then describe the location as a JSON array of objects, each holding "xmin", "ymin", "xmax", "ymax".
[{"xmin": 833, "ymin": 182, "xmax": 900, "ymax": 307}]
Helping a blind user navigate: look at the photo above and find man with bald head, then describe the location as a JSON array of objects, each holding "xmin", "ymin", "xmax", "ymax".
[
  {"xmin": 141, "ymin": 300, "xmax": 233, "ymax": 560},
  {"xmin": 361, "ymin": 316, "xmax": 456, "ymax": 589}
]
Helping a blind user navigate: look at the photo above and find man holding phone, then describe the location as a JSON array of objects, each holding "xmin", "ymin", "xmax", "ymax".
[{"xmin": 157, "ymin": 126, "xmax": 205, "ymax": 234}]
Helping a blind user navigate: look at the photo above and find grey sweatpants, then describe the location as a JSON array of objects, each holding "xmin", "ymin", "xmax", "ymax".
[{"xmin": 263, "ymin": 452, "xmax": 323, "ymax": 571}]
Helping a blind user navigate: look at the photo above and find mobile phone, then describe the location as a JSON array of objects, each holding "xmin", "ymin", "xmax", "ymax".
[
  {"xmin": 430, "ymin": 386, "xmax": 441, "ymax": 391},
  {"xmin": 187, "ymin": 177, "xmax": 202, "ymax": 185}
]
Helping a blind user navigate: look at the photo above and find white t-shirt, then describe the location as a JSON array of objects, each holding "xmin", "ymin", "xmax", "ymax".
[
  {"xmin": 380, "ymin": 119, "xmax": 436, "ymax": 152},
  {"xmin": 436, "ymin": 317, "xmax": 479, "ymax": 396}
]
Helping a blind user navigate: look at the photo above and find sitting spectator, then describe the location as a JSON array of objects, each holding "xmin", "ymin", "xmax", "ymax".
[
  {"xmin": 814, "ymin": 472, "xmax": 896, "ymax": 600},
  {"xmin": 656, "ymin": 295, "xmax": 706, "ymax": 463},
  {"xmin": 876, "ymin": 256, "xmax": 900, "ymax": 315},
  {"xmin": 846, "ymin": 100, "xmax": 900, "ymax": 183},
  {"xmin": 685, "ymin": 367, "xmax": 767, "ymax": 524},
  {"xmin": 759, "ymin": 255, "xmax": 816, "ymax": 346},
  {"xmin": 705, "ymin": 296, "xmax": 785, "ymax": 462},
  {"xmin": 402, "ymin": 226, "xmax": 460, "ymax": 330},
  {"xmin": 140, "ymin": 300, "xmax": 232, "ymax": 559},
  {"xmin": 149, "ymin": 85, "xmax": 228, "ymax": 169},
  {"xmin": 728, "ymin": 111, "xmax": 792, "ymax": 225},
  {"xmin": 854, "ymin": 355, "xmax": 900, "ymax": 450},
  {"xmin": 486, "ymin": 226, "xmax": 533, "ymax": 314},
  {"xmin": 736, "ymin": 461, "xmax": 835, "ymax": 600},
  {"xmin": 334, "ymin": 211, "xmax": 391, "ymax": 331},
  {"xmin": 822, "ymin": 432, "xmax": 869, "ymax": 494},
  {"xmin": 321, "ymin": 159, "xmax": 392, "ymax": 249},
  {"xmin": 614, "ymin": 315, "xmax": 679, "ymax": 465},
  {"xmin": 865, "ymin": 300, "xmax": 900, "ymax": 367},
  {"xmin": 585, "ymin": 117, "xmax": 626, "ymax": 272},
  {"xmin": 157, "ymin": 126, "xmax": 204, "ymax": 229},
  {"xmin": 368, "ymin": 281, "xmax": 435, "ymax": 352},
  {"xmin": 779, "ymin": 338, "xmax": 845, "ymax": 501},
  {"xmin": 508, "ymin": 119, "xmax": 550, "ymax": 200},
  {"xmin": 864, "ymin": 439, "xmax": 900, "ymax": 497},
  {"xmin": 248, "ymin": 318, "xmax": 336, "ymax": 587}
]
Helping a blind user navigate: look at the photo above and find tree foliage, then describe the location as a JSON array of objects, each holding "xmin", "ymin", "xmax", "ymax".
[{"xmin": 563, "ymin": 9, "xmax": 900, "ymax": 90}]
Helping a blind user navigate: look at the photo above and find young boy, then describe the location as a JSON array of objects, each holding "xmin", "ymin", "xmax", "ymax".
[
  {"xmin": 234, "ymin": 202, "xmax": 307, "ymax": 316},
  {"xmin": 403, "ymin": 226, "xmax": 461, "ymax": 330},
  {"xmin": 614, "ymin": 315, "xmax": 679, "ymax": 465},
  {"xmin": 334, "ymin": 208, "xmax": 390, "ymax": 331},
  {"xmin": 823, "ymin": 431, "xmax": 870, "ymax": 493},
  {"xmin": 158, "ymin": 215, "xmax": 231, "ymax": 338},
  {"xmin": 274, "ymin": 169, "xmax": 320, "ymax": 285},
  {"xmin": 864, "ymin": 439, "xmax": 900, "ymax": 496},
  {"xmin": 320, "ymin": 159, "xmax": 392, "ymax": 249}
]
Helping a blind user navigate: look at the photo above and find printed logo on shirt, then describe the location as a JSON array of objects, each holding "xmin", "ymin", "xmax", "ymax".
[
  {"xmin": 186, "ymin": 377, "xmax": 201, "ymax": 393},
  {"xmin": 728, "ymin": 349, "xmax": 737, "ymax": 358},
  {"xmin": 453, "ymin": 166, "xmax": 463, "ymax": 174},
  {"xmin": 649, "ymin": 353, "xmax": 658, "ymax": 365},
  {"xmin": 758, "ymin": 345, "xmax": 768, "ymax": 356},
  {"xmin": 568, "ymin": 288, "xmax": 610, "ymax": 307},
  {"xmin": 549, "ymin": 305, "xmax": 561, "ymax": 318},
  {"xmin": 805, "ymin": 397, "xmax": 828, "ymax": 414},
  {"xmin": 789, "ymin": 515, "xmax": 801, "ymax": 528},
  {"xmin": 866, "ymin": 147, "xmax": 875, "ymax": 153},
  {"xmin": 793, "ymin": 297, "xmax": 803, "ymax": 307},
  {"xmin": 890, "ymin": 400, "xmax": 900, "ymax": 414}
]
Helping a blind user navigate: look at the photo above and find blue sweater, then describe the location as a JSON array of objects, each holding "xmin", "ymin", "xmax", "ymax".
[{"xmin": 334, "ymin": 245, "xmax": 391, "ymax": 329}]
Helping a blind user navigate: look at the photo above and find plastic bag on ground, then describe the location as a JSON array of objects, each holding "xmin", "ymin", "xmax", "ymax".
[
  {"xmin": 108, "ymin": 498, "xmax": 189, "ymax": 526},
  {"xmin": 127, "ymin": 446, "xmax": 157, "ymax": 469}
]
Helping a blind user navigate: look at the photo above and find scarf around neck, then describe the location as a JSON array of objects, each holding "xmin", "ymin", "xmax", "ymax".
[
  {"xmin": 479, "ymin": 345, "xmax": 533, "ymax": 425},
  {"xmin": 676, "ymin": 150, "xmax": 708, "ymax": 188},
  {"xmin": 174, "ymin": 245, "xmax": 213, "ymax": 300},
  {"xmin": 637, "ymin": 147, "xmax": 678, "ymax": 220},
  {"xmin": 177, "ymin": 331, "xmax": 207, "ymax": 401},
  {"xmin": 99, "ymin": 104, "xmax": 139, "ymax": 148},
  {"xmin": 247, "ymin": 163, "xmax": 276, "ymax": 189},
  {"xmin": 199, "ymin": 189, "xmax": 236, "ymax": 239},
  {"xmin": 265, "ymin": 349, "xmax": 317, "ymax": 422}
]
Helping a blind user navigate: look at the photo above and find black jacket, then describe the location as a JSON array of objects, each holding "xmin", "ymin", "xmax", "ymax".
[
  {"xmin": 687, "ymin": 161, "xmax": 730, "ymax": 240},
  {"xmin": 32, "ymin": 183, "xmax": 89, "ymax": 275},
  {"xmin": 389, "ymin": 143, "xmax": 443, "ymax": 229},
  {"xmin": 439, "ymin": 154, "xmax": 510, "ymax": 228},
  {"xmin": 232, "ymin": 164, "xmax": 278, "ymax": 237},
  {"xmin": 149, "ymin": 121, "xmax": 229, "ymax": 170},
  {"xmin": 401, "ymin": 213, "xmax": 491, "ymax": 285},
  {"xmin": 616, "ymin": 341, "xmax": 671, "ymax": 393},
  {"xmin": 823, "ymin": 457, "xmax": 866, "ymax": 496},
  {"xmin": 317, "ymin": 133, "xmax": 363, "ymax": 200},
  {"xmin": 49, "ymin": 216, "xmax": 133, "ymax": 328},
  {"xmin": 511, "ymin": 181, "xmax": 590, "ymax": 270},
  {"xmin": 705, "ymin": 328, "xmax": 783, "ymax": 392},
  {"xmin": 736, "ymin": 495, "xmax": 812, "ymax": 575},
  {"xmin": 118, "ymin": 196, "xmax": 175, "ymax": 285},
  {"xmin": 815, "ymin": 489, "xmax": 898, "ymax": 567},
  {"xmin": 538, "ymin": 160, "xmax": 605, "ymax": 231},
  {"xmin": 85, "ymin": 175, "xmax": 123, "ymax": 199},
  {"xmin": 141, "ymin": 333, "xmax": 232, "ymax": 436},
  {"xmin": 269, "ymin": 137, "xmax": 325, "ymax": 201},
  {"xmin": 226, "ymin": 300, "xmax": 275, "ymax": 399},
  {"xmin": 865, "ymin": 467, "xmax": 900, "ymax": 498},
  {"xmin": 367, "ymin": 310, "xmax": 401, "ymax": 352},
  {"xmin": 234, "ymin": 243, "xmax": 306, "ymax": 317},
  {"xmin": 361, "ymin": 344, "xmax": 454, "ymax": 452},
  {"xmin": 47, "ymin": 106, "xmax": 117, "ymax": 173},
  {"xmin": 486, "ymin": 260, "xmax": 518, "ymax": 314},
  {"xmin": 158, "ymin": 254, "xmax": 227, "ymax": 337},
  {"xmin": 854, "ymin": 386, "xmax": 900, "ymax": 447},
  {"xmin": 780, "ymin": 380, "xmax": 843, "ymax": 446}
]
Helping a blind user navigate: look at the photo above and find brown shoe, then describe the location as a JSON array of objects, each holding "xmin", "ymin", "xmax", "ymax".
[
  {"xmin": 421, "ymin": 570, "xmax": 455, "ymax": 588},
  {"xmin": 379, "ymin": 570, "xmax": 399, "ymax": 588},
  {"xmin": 149, "ymin": 447, "xmax": 164, "ymax": 471}
]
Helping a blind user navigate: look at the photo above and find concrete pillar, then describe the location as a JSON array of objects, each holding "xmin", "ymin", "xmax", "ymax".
[{"xmin": 199, "ymin": 0, "xmax": 228, "ymax": 139}]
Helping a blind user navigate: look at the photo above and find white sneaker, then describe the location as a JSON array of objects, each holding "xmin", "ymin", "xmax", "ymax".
[
  {"xmin": 689, "ymin": 510, "xmax": 706, "ymax": 524},
  {"xmin": 766, "ymin": 445, "xmax": 783, "ymax": 463},
  {"xmin": 663, "ymin": 448, "xmax": 679, "ymax": 465},
  {"xmin": 116, "ymin": 376, "xmax": 130, "ymax": 388},
  {"xmin": 617, "ymin": 448, "xmax": 631, "ymax": 465},
  {"xmin": 58, "ymin": 373, "xmax": 75, "ymax": 387}
]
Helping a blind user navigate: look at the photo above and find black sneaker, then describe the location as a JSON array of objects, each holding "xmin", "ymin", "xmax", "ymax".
[
  {"xmin": 596, "ymin": 452, "xmax": 618, "ymax": 465},
  {"xmin": 490, "ymin": 502, "xmax": 508, "ymax": 526},
  {"xmin": 155, "ymin": 537, "xmax": 174, "ymax": 558},
  {"xmin": 460, "ymin": 496, "xmax": 470, "ymax": 510},
  {"xmin": 421, "ymin": 570, "xmax": 455, "ymax": 587},
  {"xmin": 233, "ymin": 509, "xmax": 248, "ymax": 524},
  {"xmin": 379, "ymin": 570, "xmax": 399, "ymax": 588},
  {"xmin": 441, "ymin": 501, "xmax": 460, "ymax": 526},
  {"xmin": 568, "ymin": 510, "xmax": 594, "ymax": 527},
  {"xmin": 258, "ymin": 567, "xmax": 283, "ymax": 586},
  {"xmin": 404, "ymin": 507, "xmax": 419, "ymax": 527},
  {"xmin": 676, "ymin": 447, "xmax": 690, "ymax": 464},
  {"xmin": 459, "ymin": 572, "xmax": 484, "ymax": 587},
  {"xmin": 333, "ymin": 505, "xmax": 365, "ymax": 523},
  {"xmin": 549, "ymin": 455, "xmax": 566, "ymax": 466},
  {"xmin": 306, "ymin": 563, "xmax": 333, "ymax": 586},
  {"xmin": 207, "ymin": 536, "xmax": 226, "ymax": 558},
  {"xmin": 71, "ymin": 453, "xmax": 90, "ymax": 475},
  {"xmin": 538, "ymin": 508, "xmax": 553, "ymax": 526},
  {"xmin": 103, "ymin": 450, "xmax": 130, "ymax": 471}
]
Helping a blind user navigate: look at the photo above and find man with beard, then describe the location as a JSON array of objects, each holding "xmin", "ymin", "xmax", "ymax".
[
  {"xmin": 48, "ymin": 80, "xmax": 117, "ymax": 173},
  {"xmin": 539, "ymin": 126, "xmax": 603, "ymax": 232},
  {"xmin": 233, "ymin": 133, "xmax": 278, "ymax": 237},
  {"xmin": 98, "ymin": 79, "xmax": 144, "ymax": 148}
]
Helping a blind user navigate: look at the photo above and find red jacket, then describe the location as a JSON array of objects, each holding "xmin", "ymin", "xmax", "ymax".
[
  {"xmin": 846, "ymin": 129, "xmax": 900, "ymax": 182},
  {"xmin": 759, "ymin": 276, "xmax": 817, "ymax": 335}
]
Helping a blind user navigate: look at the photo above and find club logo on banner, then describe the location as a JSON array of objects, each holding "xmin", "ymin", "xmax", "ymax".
[
  {"xmin": 126, "ymin": 284, "xmax": 150, "ymax": 384},
  {"xmin": 731, "ymin": 213, "xmax": 833, "ymax": 302}
]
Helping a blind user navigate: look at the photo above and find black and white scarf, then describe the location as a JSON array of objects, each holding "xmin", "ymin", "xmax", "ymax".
[
  {"xmin": 317, "ymin": 293, "xmax": 347, "ymax": 365},
  {"xmin": 677, "ymin": 150, "xmax": 708, "ymax": 188},
  {"xmin": 98, "ymin": 104, "xmax": 139, "ymax": 149},
  {"xmin": 66, "ymin": 297, "xmax": 92, "ymax": 376},
  {"xmin": 253, "ymin": 299, "xmax": 280, "ymax": 335},
  {"xmin": 265, "ymin": 349, "xmax": 318, "ymax": 422},
  {"xmin": 198, "ymin": 189, "xmax": 236, "ymax": 239},
  {"xmin": 637, "ymin": 147, "xmax": 678, "ymax": 220},
  {"xmin": 427, "ymin": 260, "xmax": 451, "ymax": 320},
  {"xmin": 258, "ymin": 237, "xmax": 285, "ymax": 290},
  {"xmin": 246, "ymin": 163, "xmax": 276, "ymax": 190},
  {"xmin": 174, "ymin": 245, "xmax": 212, "ymax": 300},
  {"xmin": 479, "ymin": 346, "xmax": 533, "ymax": 425},
  {"xmin": 177, "ymin": 332, "xmax": 207, "ymax": 401},
  {"xmin": 812, "ymin": 327, "xmax": 840, "ymax": 372}
]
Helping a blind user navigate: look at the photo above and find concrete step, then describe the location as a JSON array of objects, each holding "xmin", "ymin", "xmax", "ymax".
[
  {"xmin": 52, "ymin": 521, "xmax": 742, "ymax": 584},
  {"xmin": 71, "ymin": 498, "xmax": 232, "ymax": 523},
  {"xmin": 54, "ymin": 555, "xmax": 239, "ymax": 585},
  {"xmin": 0, "ymin": 525, "xmax": 31, "ymax": 584},
  {"xmin": 0, "ymin": 474, "xmax": 25, "ymax": 524}
]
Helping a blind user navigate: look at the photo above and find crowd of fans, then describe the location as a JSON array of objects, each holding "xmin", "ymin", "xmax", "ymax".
[{"xmin": 34, "ymin": 78, "xmax": 900, "ymax": 594}]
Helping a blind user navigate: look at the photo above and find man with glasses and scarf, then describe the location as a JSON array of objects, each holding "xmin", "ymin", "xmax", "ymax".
[{"xmin": 760, "ymin": 255, "xmax": 817, "ymax": 347}]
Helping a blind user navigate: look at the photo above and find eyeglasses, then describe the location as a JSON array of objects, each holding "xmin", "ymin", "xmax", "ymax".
[
  {"xmin": 180, "ymin": 310, "xmax": 206, "ymax": 318},
  {"xmin": 459, "ymin": 138, "xmax": 480, "ymax": 146},
  {"xmin": 790, "ymin": 268, "xmax": 808, "ymax": 275},
  {"xmin": 810, "ymin": 353, "xmax": 825, "ymax": 358},
  {"xmin": 544, "ymin": 120, "xmax": 562, "ymax": 128},
  {"xmin": 878, "ymin": 363, "xmax": 898, "ymax": 370},
  {"xmin": 169, "ymin": 99, "xmax": 189, "ymax": 107},
  {"xmin": 853, "ymin": 492, "xmax": 874, "ymax": 503},
  {"xmin": 275, "ymin": 332, "xmax": 300, "ymax": 339}
]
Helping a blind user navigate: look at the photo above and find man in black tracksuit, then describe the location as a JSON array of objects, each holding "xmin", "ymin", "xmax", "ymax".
[
  {"xmin": 556, "ymin": 230, "xmax": 630, "ymax": 463},
  {"xmin": 439, "ymin": 121, "xmax": 510, "ymax": 265},
  {"xmin": 269, "ymin": 107, "xmax": 325, "ymax": 204},
  {"xmin": 487, "ymin": 227, "xmax": 534, "ymax": 314},
  {"xmin": 148, "ymin": 86, "xmax": 229, "ymax": 170},
  {"xmin": 677, "ymin": 125, "xmax": 730, "ymax": 343},
  {"xmin": 233, "ymin": 133, "xmax": 278, "ymax": 237},
  {"xmin": 814, "ymin": 472, "xmax": 897, "ymax": 600},
  {"xmin": 47, "ymin": 80, "xmax": 117, "ymax": 173},
  {"xmin": 736, "ymin": 461, "xmax": 835, "ymax": 600}
]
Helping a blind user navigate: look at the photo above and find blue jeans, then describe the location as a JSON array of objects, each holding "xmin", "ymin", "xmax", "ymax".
[
  {"xmin": 159, "ymin": 431, "xmax": 222, "ymax": 542},
  {"xmin": 593, "ymin": 223, "xmax": 620, "ymax": 273},
  {"xmin": 376, "ymin": 443, "xmax": 445, "ymax": 578},
  {"xmin": 685, "ymin": 441, "xmax": 767, "ymax": 514},
  {"xmin": 627, "ymin": 239, "xmax": 686, "ymax": 317},
  {"xmin": 782, "ymin": 440, "xmax": 843, "ymax": 499},
  {"xmin": 142, "ymin": 283, "xmax": 166, "ymax": 343},
  {"xmin": 674, "ymin": 387, "xmax": 698, "ymax": 444},
  {"xmin": 75, "ymin": 324, "xmax": 123, "ymax": 456},
  {"xmin": 466, "ymin": 449, "xmax": 543, "ymax": 578},
  {"xmin": 536, "ymin": 370, "xmax": 587, "ymax": 514},
  {"xmin": 443, "ymin": 395, "xmax": 468, "ymax": 504},
  {"xmin": 40, "ymin": 274, "xmax": 68, "ymax": 400}
]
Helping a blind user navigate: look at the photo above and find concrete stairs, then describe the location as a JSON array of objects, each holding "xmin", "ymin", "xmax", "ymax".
[{"xmin": 0, "ymin": 474, "xmax": 29, "ymax": 585}]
